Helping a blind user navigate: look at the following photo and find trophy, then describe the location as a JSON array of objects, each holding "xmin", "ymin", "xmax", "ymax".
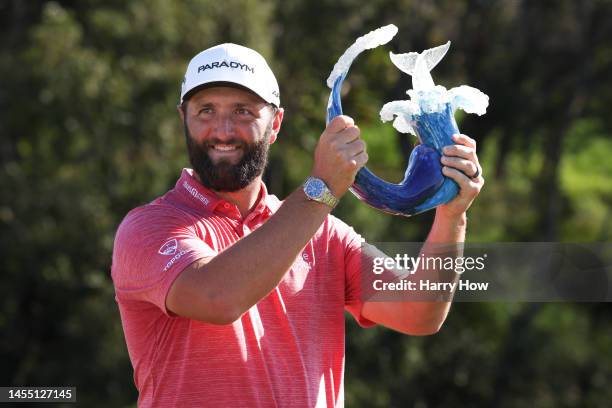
[{"xmin": 326, "ymin": 24, "xmax": 489, "ymax": 216}]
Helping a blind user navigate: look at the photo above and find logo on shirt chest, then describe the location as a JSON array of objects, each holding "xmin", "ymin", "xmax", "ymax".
[
  {"xmin": 158, "ymin": 238, "xmax": 178, "ymax": 256},
  {"xmin": 282, "ymin": 252, "xmax": 313, "ymax": 294},
  {"xmin": 292, "ymin": 252, "xmax": 312, "ymax": 275}
]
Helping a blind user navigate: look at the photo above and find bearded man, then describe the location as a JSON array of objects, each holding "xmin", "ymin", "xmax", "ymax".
[{"xmin": 112, "ymin": 43, "xmax": 484, "ymax": 407}]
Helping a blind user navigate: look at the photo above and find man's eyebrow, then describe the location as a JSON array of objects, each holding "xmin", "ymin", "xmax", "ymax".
[
  {"xmin": 235, "ymin": 102, "xmax": 260, "ymax": 108},
  {"xmin": 191, "ymin": 101, "xmax": 214, "ymax": 110},
  {"xmin": 191, "ymin": 101, "xmax": 265, "ymax": 110}
]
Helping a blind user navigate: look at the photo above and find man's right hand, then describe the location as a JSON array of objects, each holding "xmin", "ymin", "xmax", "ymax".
[{"xmin": 311, "ymin": 115, "xmax": 368, "ymax": 197}]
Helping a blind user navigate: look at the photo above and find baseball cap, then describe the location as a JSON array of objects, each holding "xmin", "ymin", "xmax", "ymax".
[{"xmin": 180, "ymin": 43, "xmax": 280, "ymax": 107}]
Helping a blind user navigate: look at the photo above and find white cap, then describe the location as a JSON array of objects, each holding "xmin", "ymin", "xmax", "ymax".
[{"xmin": 180, "ymin": 43, "xmax": 280, "ymax": 106}]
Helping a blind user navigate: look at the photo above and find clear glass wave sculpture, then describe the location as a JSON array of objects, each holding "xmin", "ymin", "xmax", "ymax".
[{"xmin": 326, "ymin": 24, "xmax": 489, "ymax": 216}]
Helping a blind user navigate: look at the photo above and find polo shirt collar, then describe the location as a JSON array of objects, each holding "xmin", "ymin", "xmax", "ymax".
[{"xmin": 176, "ymin": 168, "xmax": 280, "ymax": 217}]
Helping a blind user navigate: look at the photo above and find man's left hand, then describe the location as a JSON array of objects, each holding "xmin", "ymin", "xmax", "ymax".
[{"xmin": 437, "ymin": 133, "xmax": 484, "ymax": 219}]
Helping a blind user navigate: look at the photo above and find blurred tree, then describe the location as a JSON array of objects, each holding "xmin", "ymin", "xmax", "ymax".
[{"xmin": 1, "ymin": 0, "xmax": 611, "ymax": 406}]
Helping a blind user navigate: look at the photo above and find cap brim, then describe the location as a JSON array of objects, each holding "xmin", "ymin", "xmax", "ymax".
[{"xmin": 181, "ymin": 81, "xmax": 271, "ymax": 105}]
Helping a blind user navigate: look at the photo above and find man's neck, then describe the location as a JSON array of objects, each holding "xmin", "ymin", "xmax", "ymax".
[
  {"xmin": 216, "ymin": 181, "xmax": 263, "ymax": 219},
  {"xmin": 194, "ymin": 174, "xmax": 264, "ymax": 219}
]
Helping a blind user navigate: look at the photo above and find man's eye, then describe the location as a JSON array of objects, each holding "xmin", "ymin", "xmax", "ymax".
[
  {"xmin": 198, "ymin": 108, "xmax": 213, "ymax": 114},
  {"xmin": 236, "ymin": 108, "xmax": 251, "ymax": 115}
]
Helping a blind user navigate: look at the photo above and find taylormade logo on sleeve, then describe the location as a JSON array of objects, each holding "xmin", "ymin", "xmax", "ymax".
[
  {"xmin": 163, "ymin": 248, "xmax": 189, "ymax": 272},
  {"xmin": 157, "ymin": 238, "xmax": 190, "ymax": 272},
  {"xmin": 158, "ymin": 239, "xmax": 178, "ymax": 256}
]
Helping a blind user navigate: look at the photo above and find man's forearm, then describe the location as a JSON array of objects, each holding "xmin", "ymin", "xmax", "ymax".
[
  {"xmin": 168, "ymin": 188, "xmax": 332, "ymax": 323},
  {"xmin": 361, "ymin": 210, "xmax": 467, "ymax": 335},
  {"xmin": 404, "ymin": 210, "xmax": 467, "ymax": 329},
  {"xmin": 419, "ymin": 209, "xmax": 467, "ymax": 296},
  {"xmin": 427, "ymin": 209, "xmax": 467, "ymax": 244}
]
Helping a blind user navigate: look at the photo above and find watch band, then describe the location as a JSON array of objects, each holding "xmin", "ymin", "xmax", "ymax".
[
  {"xmin": 319, "ymin": 188, "xmax": 339, "ymax": 208},
  {"xmin": 303, "ymin": 177, "xmax": 339, "ymax": 208}
]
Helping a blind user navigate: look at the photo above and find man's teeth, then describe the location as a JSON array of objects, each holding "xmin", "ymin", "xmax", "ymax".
[{"xmin": 213, "ymin": 145, "xmax": 238, "ymax": 151}]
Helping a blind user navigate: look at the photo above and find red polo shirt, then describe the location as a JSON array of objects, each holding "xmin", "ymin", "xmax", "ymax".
[{"xmin": 112, "ymin": 168, "xmax": 374, "ymax": 407}]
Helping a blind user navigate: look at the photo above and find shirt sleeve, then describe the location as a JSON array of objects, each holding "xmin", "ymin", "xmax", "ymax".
[
  {"xmin": 329, "ymin": 216, "xmax": 377, "ymax": 328},
  {"xmin": 111, "ymin": 205, "xmax": 216, "ymax": 316}
]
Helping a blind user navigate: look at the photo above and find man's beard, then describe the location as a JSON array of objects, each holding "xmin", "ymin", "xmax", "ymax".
[{"xmin": 184, "ymin": 119, "xmax": 271, "ymax": 192}]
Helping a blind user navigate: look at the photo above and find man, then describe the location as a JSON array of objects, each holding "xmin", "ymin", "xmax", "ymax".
[{"xmin": 112, "ymin": 43, "xmax": 483, "ymax": 407}]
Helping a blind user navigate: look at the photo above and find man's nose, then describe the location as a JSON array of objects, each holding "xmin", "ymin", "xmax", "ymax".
[{"xmin": 212, "ymin": 114, "xmax": 235, "ymax": 140}]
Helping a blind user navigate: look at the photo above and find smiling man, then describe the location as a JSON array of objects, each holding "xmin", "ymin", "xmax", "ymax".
[{"xmin": 111, "ymin": 43, "xmax": 484, "ymax": 407}]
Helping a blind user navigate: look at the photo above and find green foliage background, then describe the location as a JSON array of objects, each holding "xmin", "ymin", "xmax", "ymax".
[{"xmin": 1, "ymin": 0, "xmax": 611, "ymax": 406}]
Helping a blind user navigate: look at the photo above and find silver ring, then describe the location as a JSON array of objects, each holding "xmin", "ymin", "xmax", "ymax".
[{"xmin": 470, "ymin": 166, "xmax": 480, "ymax": 179}]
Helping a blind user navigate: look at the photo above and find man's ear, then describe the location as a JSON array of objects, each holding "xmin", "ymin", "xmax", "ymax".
[
  {"xmin": 177, "ymin": 104, "xmax": 185, "ymax": 122},
  {"xmin": 268, "ymin": 107, "xmax": 284, "ymax": 144}
]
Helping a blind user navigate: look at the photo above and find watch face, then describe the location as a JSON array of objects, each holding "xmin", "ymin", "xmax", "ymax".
[{"xmin": 305, "ymin": 178, "xmax": 325, "ymax": 198}]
